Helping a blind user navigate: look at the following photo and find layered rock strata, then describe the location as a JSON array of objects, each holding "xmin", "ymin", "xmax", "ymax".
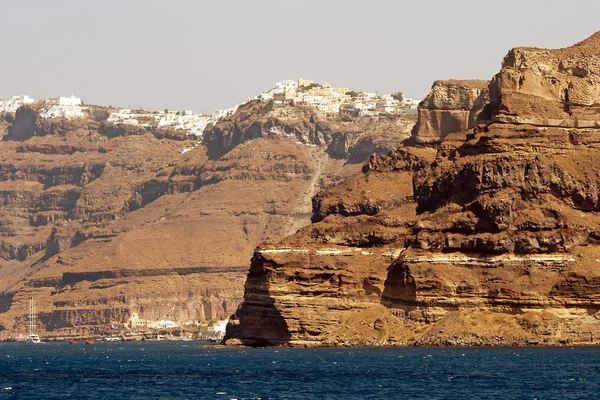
[{"xmin": 225, "ymin": 32, "xmax": 600, "ymax": 347}]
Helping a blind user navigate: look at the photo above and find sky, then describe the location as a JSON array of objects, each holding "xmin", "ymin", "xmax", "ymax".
[{"xmin": 1, "ymin": 0, "xmax": 598, "ymax": 113}]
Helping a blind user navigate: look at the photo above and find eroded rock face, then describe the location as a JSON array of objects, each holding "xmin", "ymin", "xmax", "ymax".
[
  {"xmin": 488, "ymin": 32, "xmax": 600, "ymax": 126},
  {"xmin": 225, "ymin": 32, "xmax": 600, "ymax": 348},
  {"xmin": 203, "ymin": 100, "xmax": 416, "ymax": 159},
  {"xmin": 409, "ymin": 80, "xmax": 490, "ymax": 145}
]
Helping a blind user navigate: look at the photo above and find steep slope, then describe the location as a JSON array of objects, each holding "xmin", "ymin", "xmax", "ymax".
[
  {"xmin": 0, "ymin": 101, "xmax": 414, "ymax": 339},
  {"xmin": 225, "ymin": 31, "xmax": 600, "ymax": 347}
]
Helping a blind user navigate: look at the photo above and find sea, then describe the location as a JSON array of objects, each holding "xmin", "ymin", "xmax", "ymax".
[{"xmin": 0, "ymin": 343, "xmax": 599, "ymax": 399}]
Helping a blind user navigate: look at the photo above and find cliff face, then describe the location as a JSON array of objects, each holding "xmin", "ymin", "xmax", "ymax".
[
  {"xmin": 410, "ymin": 80, "xmax": 489, "ymax": 145},
  {"xmin": 0, "ymin": 101, "xmax": 414, "ymax": 339},
  {"xmin": 487, "ymin": 32, "xmax": 600, "ymax": 126},
  {"xmin": 225, "ymin": 32, "xmax": 600, "ymax": 347},
  {"xmin": 203, "ymin": 100, "xmax": 416, "ymax": 160}
]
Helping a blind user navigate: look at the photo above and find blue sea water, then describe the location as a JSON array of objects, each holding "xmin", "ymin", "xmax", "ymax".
[{"xmin": 0, "ymin": 343, "xmax": 599, "ymax": 399}]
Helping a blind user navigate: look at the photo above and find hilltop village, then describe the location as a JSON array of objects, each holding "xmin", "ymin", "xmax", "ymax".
[
  {"xmin": 257, "ymin": 78, "xmax": 419, "ymax": 117},
  {"xmin": 0, "ymin": 78, "xmax": 419, "ymax": 140}
]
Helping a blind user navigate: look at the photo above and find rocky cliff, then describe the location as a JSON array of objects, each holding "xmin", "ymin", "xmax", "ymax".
[
  {"xmin": 0, "ymin": 101, "xmax": 414, "ymax": 339},
  {"xmin": 409, "ymin": 80, "xmax": 489, "ymax": 145},
  {"xmin": 225, "ymin": 32, "xmax": 600, "ymax": 347},
  {"xmin": 203, "ymin": 100, "xmax": 416, "ymax": 160}
]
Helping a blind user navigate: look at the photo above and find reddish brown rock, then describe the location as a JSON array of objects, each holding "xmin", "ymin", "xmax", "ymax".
[
  {"xmin": 225, "ymin": 32, "xmax": 600, "ymax": 348},
  {"xmin": 409, "ymin": 80, "xmax": 490, "ymax": 145}
]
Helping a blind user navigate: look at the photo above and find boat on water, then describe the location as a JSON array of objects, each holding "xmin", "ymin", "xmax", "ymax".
[
  {"xmin": 85, "ymin": 340, "xmax": 95, "ymax": 345},
  {"xmin": 25, "ymin": 334, "xmax": 41, "ymax": 344},
  {"xmin": 69, "ymin": 339, "xmax": 79, "ymax": 345},
  {"xmin": 24, "ymin": 297, "xmax": 42, "ymax": 344},
  {"xmin": 105, "ymin": 337, "xmax": 121, "ymax": 342}
]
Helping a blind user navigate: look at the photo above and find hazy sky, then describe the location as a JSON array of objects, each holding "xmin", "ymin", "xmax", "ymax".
[{"xmin": 1, "ymin": 0, "xmax": 598, "ymax": 113}]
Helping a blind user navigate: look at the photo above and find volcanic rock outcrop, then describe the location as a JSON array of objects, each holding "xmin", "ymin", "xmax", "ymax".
[
  {"xmin": 0, "ymin": 101, "xmax": 414, "ymax": 339},
  {"xmin": 409, "ymin": 80, "xmax": 489, "ymax": 145},
  {"xmin": 225, "ymin": 32, "xmax": 600, "ymax": 347}
]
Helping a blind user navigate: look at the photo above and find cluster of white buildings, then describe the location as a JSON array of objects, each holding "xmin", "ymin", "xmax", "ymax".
[
  {"xmin": 107, "ymin": 108, "xmax": 213, "ymax": 137},
  {"xmin": 40, "ymin": 95, "xmax": 84, "ymax": 118},
  {"xmin": 128, "ymin": 312, "xmax": 181, "ymax": 330},
  {"xmin": 0, "ymin": 95, "xmax": 36, "ymax": 113},
  {"xmin": 0, "ymin": 93, "xmax": 241, "ymax": 143},
  {"xmin": 341, "ymin": 93, "xmax": 420, "ymax": 117},
  {"xmin": 207, "ymin": 319, "xmax": 228, "ymax": 339},
  {"xmin": 212, "ymin": 106, "xmax": 238, "ymax": 121},
  {"xmin": 1, "ymin": 81, "xmax": 420, "ymax": 142},
  {"xmin": 0, "ymin": 94, "xmax": 84, "ymax": 119},
  {"xmin": 127, "ymin": 312, "xmax": 228, "ymax": 337},
  {"xmin": 254, "ymin": 78, "xmax": 420, "ymax": 117}
]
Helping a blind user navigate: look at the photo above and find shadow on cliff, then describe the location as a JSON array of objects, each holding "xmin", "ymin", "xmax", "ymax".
[
  {"xmin": 381, "ymin": 258, "xmax": 418, "ymax": 307},
  {"xmin": 4, "ymin": 105, "xmax": 38, "ymax": 141},
  {"xmin": 224, "ymin": 253, "xmax": 292, "ymax": 347}
]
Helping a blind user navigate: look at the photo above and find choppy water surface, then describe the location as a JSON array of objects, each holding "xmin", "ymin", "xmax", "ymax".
[{"xmin": 0, "ymin": 342, "xmax": 599, "ymax": 399}]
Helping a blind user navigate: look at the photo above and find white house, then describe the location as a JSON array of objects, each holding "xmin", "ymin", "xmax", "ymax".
[
  {"xmin": 275, "ymin": 80, "xmax": 297, "ymax": 91},
  {"xmin": 41, "ymin": 104, "xmax": 83, "ymax": 119},
  {"xmin": 59, "ymin": 95, "xmax": 82, "ymax": 106},
  {"xmin": 207, "ymin": 319, "xmax": 229, "ymax": 338},
  {"xmin": 157, "ymin": 320, "xmax": 177, "ymax": 329},
  {"xmin": 317, "ymin": 103, "xmax": 341, "ymax": 114},
  {"xmin": 213, "ymin": 106, "xmax": 238, "ymax": 120},
  {"xmin": 259, "ymin": 92, "xmax": 274, "ymax": 101},
  {"xmin": 38, "ymin": 94, "xmax": 84, "ymax": 119},
  {"xmin": 361, "ymin": 92, "xmax": 377, "ymax": 99},
  {"xmin": 0, "ymin": 95, "xmax": 36, "ymax": 113},
  {"xmin": 300, "ymin": 95, "xmax": 327, "ymax": 107},
  {"xmin": 402, "ymin": 98, "xmax": 421, "ymax": 107},
  {"xmin": 377, "ymin": 96, "xmax": 400, "ymax": 113}
]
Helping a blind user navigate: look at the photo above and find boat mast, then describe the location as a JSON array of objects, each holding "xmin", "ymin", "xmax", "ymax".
[{"xmin": 28, "ymin": 297, "xmax": 36, "ymax": 336}]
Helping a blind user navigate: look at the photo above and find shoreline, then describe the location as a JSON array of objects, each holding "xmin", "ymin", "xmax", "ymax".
[
  {"xmin": 221, "ymin": 337, "xmax": 600, "ymax": 349},
  {"xmin": 3, "ymin": 341, "xmax": 600, "ymax": 350}
]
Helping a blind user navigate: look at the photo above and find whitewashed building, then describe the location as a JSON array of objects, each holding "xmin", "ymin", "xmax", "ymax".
[
  {"xmin": 59, "ymin": 95, "xmax": 82, "ymax": 106},
  {"xmin": 300, "ymin": 95, "xmax": 327, "ymax": 107},
  {"xmin": 377, "ymin": 95, "xmax": 400, "ymax": 113},
  {"xmin": 213, "ymin": 106, "xmax": 238, "ymax": 120},
  {"xmin": 207, "ymin": 319, "xmax": 229, "ymax": 338},
  {"xmin": 157, "ymin": 320, "xmax": 178, "ymax": 329},
  {"xmin": 0, "ymin": 95, "xmax": 36, "ymax": 113},
  {"xmin": 275, "ymin": 80, "xmax": 298, "ymax": 91},
  {"xmin": 39, "ymin": 94, "xmax": 84, "ymax": 119}
]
